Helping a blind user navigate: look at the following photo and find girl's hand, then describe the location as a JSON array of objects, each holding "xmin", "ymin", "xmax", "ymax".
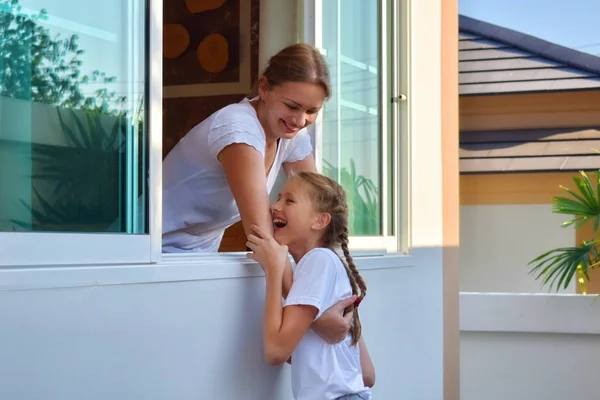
[{"xmin": 246, "ymin": 224, "xmax": 288, "ymax": 275}]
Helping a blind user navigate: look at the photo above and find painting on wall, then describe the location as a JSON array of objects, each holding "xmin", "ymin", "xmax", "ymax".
[
  {"xmin": 163, "ymin": 0, "xmax": 257, "ymax": 98},
  {"xmin": 162, "ymin": 0, "xmax": 260, "ymax": 156}
]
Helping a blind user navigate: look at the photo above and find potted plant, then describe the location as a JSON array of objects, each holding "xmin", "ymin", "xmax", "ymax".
[{"xmin": 528, "ymin": 170, "xmax": 600, "ymax": 294}]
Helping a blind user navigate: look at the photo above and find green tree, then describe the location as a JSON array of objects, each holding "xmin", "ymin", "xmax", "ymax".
[{"xmin": 0, "ymin": 0, "xmax": 123, "ymax": 112}]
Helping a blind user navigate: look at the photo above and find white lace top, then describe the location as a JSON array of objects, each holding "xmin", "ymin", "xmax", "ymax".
[{"xmin": 161, "ymin": 97, "xmax": 313, "ymax": 253}]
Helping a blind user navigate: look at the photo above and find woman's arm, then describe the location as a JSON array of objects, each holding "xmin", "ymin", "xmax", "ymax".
[
  {"xmin": 311, "ymin": 296, "xmax": 356, "ymax": 343},
  {"xmin": 283, "ymin": 153, "xmax": 318, "ymax": 175},
  {"xmin": 359, "ymin": 336, "xmax": 376, "ymax": 387},
  {"xmin": 218, "ymin": 143, "xmax": 273, "ymax": 238},
  {"xmin": 219, "ymin": 146, "xmax": 309, "ymax": 297}
]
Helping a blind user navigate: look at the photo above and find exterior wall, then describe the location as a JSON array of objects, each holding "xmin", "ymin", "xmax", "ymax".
[
  {"xmin": 460, "ymin": 172, "xmax": 600, "ymax": 293},
  {"xmin": 0, "ymin": 255, "xmax": 420, "ymax": 399},
  {"xmin": 460, "ymin": 203, "xmax": 575, "ymax": 293},
  {"xmin": 0, "ymin": 1, "xmax": 459, "ymax": 400},
  {"xmin": 460, "ymin": 293, "xmax": 600, "ymax": 400}
]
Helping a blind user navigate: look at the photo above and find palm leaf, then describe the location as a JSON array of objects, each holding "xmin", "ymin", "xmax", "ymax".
[
  {"xmin": 553, "ymin": 171, "xmax": 600, "ymax": 231},
  {"xmin": 529, "ymin": 240, "xmax": 599, "ymax": 292}
]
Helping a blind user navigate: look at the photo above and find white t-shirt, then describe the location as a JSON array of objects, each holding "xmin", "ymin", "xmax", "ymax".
[
  {"xmin": 161, "ymin": 97, "xmax": 313, "ymax": 253},
  {"xmin": 284, "ymin": 248, "xmax": 372, "ymax": 400}
]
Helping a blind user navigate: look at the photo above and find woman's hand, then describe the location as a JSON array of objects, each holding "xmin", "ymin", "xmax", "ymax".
[
  {"xmin": 246, "ymin": 224, "xmax": 288, "ymax": 275},
  {"xmin": 311, "ymin": 296, "xmax": 357, "ymax": 344}
]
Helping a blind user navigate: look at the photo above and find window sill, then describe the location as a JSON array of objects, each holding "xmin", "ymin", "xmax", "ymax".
[{"xmin": 0, "ymin": 252, "xmax": 414, "ymax": 291}]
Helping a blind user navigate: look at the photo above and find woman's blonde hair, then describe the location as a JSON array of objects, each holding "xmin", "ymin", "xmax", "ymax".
[
  {"xmin": 291, "ymin": 172, "xmax": 366, "ymax": 346},
  {"xmin": 250, "ymin": 43, "xmax": 331, "ymax": 99}
]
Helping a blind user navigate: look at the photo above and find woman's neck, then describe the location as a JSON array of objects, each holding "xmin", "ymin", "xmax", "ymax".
[{"xmin": 250, "ymin": 98, "xmax": 278, "ymax": 146}]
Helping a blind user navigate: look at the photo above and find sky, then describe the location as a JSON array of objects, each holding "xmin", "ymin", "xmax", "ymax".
[{"xmin": 459, "ymin": 0, "xmax": 600, "ymax": 56}]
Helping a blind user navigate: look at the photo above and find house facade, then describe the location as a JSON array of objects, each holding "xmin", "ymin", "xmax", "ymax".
[
  {"xmin": 457, "ymin": 15, "xmax": 600, "ymax": 294},
  {"xmin": 0, "ymin": 1, "xmax": 460, "ymax": 399},
  {"xmin": 457, "ymin": 15, "xmax": 600, "ymax": 400}
]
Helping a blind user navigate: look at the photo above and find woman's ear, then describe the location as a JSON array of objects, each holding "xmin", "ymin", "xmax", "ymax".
[
  {"xmin": 312, "ymin": 213, "xmax": 332, "ymax": 231},
  {"xmin": 257, "ymin": 76, "xmax": 270, "ymax": 100}
]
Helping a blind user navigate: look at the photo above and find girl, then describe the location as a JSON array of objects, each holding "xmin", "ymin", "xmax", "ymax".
[{"xmin": 247, "ymin": 172, "xmax": 375, "ymax": 400}]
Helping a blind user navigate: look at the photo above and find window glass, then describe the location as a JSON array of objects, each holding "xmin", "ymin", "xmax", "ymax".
[
  {"xmin": 0, "ymin": 0, "xmax": 147, "ymax": 233},
  {"xmin": 320, "ymin": 0, "xmax": 391, "ymax": 236}
]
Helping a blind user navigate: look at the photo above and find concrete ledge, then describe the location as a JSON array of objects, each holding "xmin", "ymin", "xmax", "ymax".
[{"xmin": 460, "ymin": 292, "xmax": 600, "ymax": 335}]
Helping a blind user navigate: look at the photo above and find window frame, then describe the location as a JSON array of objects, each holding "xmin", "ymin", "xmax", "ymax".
[
  {"xmin": 301, "ymin": 0, "xmax": 410, "ymax": 254},
  {"xmin": 0, "ymin": 0, "xmax": 416, "ymax": 269},
  {"xmin": 0, "ymin": 0, "xmax": 163, "ymax": 267},
  {"xmin": 0, "ymin": 0, "xmax": 461, "ymax": 293}
]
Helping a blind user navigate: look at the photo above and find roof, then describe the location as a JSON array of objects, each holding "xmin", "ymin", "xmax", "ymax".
[
  {"xmin": 460, "ymin": 127, "xmax": 600, "ymax": 173},
  {"xmin": 459, "ymin": 15, "xmax": 600, "ymax": 95}
]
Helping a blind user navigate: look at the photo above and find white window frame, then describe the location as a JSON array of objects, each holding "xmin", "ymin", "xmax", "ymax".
[
  {"xmin": 301, "ymin": 0, "xmax": 410, "ymax": 254},
  {"xmin": 0, "ymin": 0, "xmax": 453, "ymax": 290},
  {"xmin": 1, "ymin": 0, "xmax": 442, "ymax": 272},
  {"xmin": 0, "ymin": 0, "xmax": 163, "ymax": 267}
]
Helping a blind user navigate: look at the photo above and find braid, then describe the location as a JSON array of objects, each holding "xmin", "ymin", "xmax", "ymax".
[{"xmin": 339, "ymin": 226, "xmax": 366, "ymax": 346}]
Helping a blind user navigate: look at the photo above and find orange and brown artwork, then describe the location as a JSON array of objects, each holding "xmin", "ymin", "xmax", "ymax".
[
  {"xmin": 163, "ymin": 0, "xmax": 243, "ymax": 86},
  {"xmin": 162, "ymin": 0, "xmax": 260, "ymax": 158}
]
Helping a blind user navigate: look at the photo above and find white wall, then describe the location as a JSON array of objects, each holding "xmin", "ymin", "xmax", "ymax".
[
  {"xmin": 0, "ymin": 252, "xmax": 445, "ymax": 399},
  {"xmin": 460, "ymin": 293, "xmax": 600, "ymax": 400},
  {"xmin": 460, "ymin": 204, "xmax": 576, "ymax": 293},
  {"xmin": 258, "ymin": 0, "xmax": 301, "ymax": 71}
]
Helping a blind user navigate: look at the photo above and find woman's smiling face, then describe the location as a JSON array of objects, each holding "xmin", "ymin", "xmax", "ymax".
[{"xmin": 257, "ymin": 80, "xmax": 326, "ymax": 140}]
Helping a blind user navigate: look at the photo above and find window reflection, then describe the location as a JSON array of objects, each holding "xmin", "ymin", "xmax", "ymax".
[{"xmin": 0, "ymin": 0, "xmax": 147, "ymax": 233}]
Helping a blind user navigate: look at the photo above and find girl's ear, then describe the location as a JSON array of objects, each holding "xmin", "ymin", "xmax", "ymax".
[{"xmin": 312, "ymin": 212, "xmax": 331, "ymax": 231}]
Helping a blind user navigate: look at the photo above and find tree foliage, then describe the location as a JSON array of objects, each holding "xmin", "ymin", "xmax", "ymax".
[{"xmin": 0, "ymin": 0, "xmax": 123, "ymax": 112}]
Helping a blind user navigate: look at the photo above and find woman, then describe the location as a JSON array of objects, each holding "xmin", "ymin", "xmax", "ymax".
[{"xmin": 162, "ymin": 43, "xmax": 354, "ymax": 342}]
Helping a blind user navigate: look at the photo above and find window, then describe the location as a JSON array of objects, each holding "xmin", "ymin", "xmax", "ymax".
[
  {"xmin": 306, "ymin": 0, "xmax": 404, "ymax": 252},
  {"xmin": 0, "ymin": 0, "xmax": 158, "ymax": 266}
]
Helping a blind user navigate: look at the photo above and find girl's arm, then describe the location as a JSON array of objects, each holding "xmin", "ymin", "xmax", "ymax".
[
  {"xmin": 246, "ymin": 225, "xmax": 319, "ymax": 365},
  {"xmin": 262, "ymin": 266, "xmax": 318, "ymax": 365},
  {"xmin": 359, "ymin": 336, "xmax": 376, "ymax": 387}
]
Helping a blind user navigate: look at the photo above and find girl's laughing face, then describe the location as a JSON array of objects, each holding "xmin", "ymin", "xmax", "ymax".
[{"xmin": 270, "ymin": 179, "xmax": 318, "ymax": 246}]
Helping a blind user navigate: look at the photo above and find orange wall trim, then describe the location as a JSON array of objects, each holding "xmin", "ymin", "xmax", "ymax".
[
  {"xmin": 460, "ymin": 91, "xmax": 600, "ymax": 131},
  {"xmin": 460, "ymin": 172, "xmax": 591, "ymax": 206}
]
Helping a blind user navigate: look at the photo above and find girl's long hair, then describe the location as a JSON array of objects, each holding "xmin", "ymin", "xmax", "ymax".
[{"xmin": 292, "ymin": 172, "xmax": 367, "ymax": 346}]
